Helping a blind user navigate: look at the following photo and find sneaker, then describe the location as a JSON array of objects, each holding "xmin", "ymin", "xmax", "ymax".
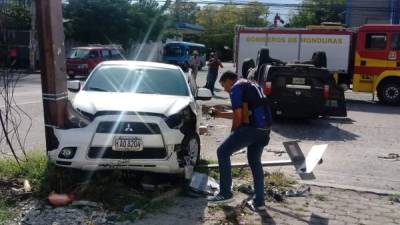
[
  {"xmin": 207, "ymin": 194, "xmax": 233, "ymax": 204},
  {"xmin": 246, "ymin": 199, "xmax": 266, "ymax": 212}
]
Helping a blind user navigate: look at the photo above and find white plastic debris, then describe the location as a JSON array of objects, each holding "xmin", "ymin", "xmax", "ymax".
[{"xmin": 189, "ymin": 172, "xmax": 219, "ymax": 195}]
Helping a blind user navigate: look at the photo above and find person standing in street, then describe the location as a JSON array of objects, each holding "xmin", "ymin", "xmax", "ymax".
[
  {"xmin": 189, "ymin": 50, "xmax": 200, "ymax": 82},
  {"xmin": 207, "ymin": 71, "xmax": 272, "ymax": 211},
  {"xmin": 205, "ymin": 52, "xmax": 223, "ymax": 95}
]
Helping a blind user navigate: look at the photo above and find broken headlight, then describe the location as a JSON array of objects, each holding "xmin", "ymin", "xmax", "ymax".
[
  {"xmin": 165, "ymin": 107, "xmax": 191, "ymax": 129},
  {"xmin": 65, "ymin": 101, "xmax": 93, "ymax": 128}
]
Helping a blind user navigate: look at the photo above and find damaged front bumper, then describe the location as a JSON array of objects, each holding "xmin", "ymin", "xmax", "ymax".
[{"xmin": 48, "ymin": 114, "xmax": 186, "ymax": 174}]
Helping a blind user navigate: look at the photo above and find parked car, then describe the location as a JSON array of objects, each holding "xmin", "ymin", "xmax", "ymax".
[
  {"xmin": 248, "ymin": 63, "xmax": 347, "ymax": 119},
  {"xmin": 49, "ymin": 61, "xmax": 212, "ymax": 177},
  {"xmin": 66, "ymin": 45, "xmax": 125, "ymax": 79}
]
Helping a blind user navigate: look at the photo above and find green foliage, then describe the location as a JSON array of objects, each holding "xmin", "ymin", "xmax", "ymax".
[
  {"xmin": 168, "ymin": 0, "xmax": 200, "ymax": 24},
  {"xmin": 265, "ymin": 171, "xmax": 297, "ymax": 191},
  {"xmin": 0, "ymin": 151, "xmax": 48, "ymax": 190},
  {"xmin": 0, "ymin": 198, "xmax": 16, "ymax": 225},
  {"xmin": 63, "ymin": 0, "xmax": 170, "ymax": 47},
  {"xmin": 288, "ymin": 0, "xmax": 346, "ymax": 27},
  {"xmin": 0, "ymin": 3, "xmax": 31, "ymax": 29},
  {"xmin": 196, "ymin": 2, "xmax": 269, "ymax": 60}
]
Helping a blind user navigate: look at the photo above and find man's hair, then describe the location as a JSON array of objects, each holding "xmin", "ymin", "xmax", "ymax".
[{"xmin": 219, "ymin": 71, "xmax": 238, "ymax": 82}]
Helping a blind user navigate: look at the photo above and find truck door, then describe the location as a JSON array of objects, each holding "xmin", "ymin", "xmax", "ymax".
[
  {"xmin": 390, "ymin": 32, "xmax": 400, "ymax": 69},
  {"xmin": 353, "ymin": 32, "xmax": 389, "ymax": 92}
]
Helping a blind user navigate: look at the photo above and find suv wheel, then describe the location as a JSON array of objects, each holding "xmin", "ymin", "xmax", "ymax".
[
  {"xmin": 182, "ymin": 133, "xmax": 200, "ymax": 166},
  {"xmin": 377, "ymin": 79, "xmax": 400, "ymax": 105}
]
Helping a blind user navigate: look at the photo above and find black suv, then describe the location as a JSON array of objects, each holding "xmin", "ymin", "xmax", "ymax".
[{"xmin": 246, "ymin": 48, "xmax": 347, "ymax": 119}]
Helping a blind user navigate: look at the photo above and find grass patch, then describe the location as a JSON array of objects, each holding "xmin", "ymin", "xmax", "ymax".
[
  {"xmin": 265, "ymin": 172, "xmax": 297, "ymax": 192},
  {"xmin": 196, "ymin": 158, "xmax": 219, "ymax": 180},
  {"xmin": 0, "ymin": 198, "xmax": 16, "ymax": 225},
  {"xmin": 388, "ymin": 194, "xmax": 400, "ymax": 202},
  {"xmin": 0, "ymin": 152, "xmax": 176, "ymax": 223},
  {"xmin": 294, "ymin": 207, "xmax": 308, "ymax": 212},
  {"xmin": 0, "ymin": 151, "xmax": 51, "ymax": 196},
  {"xmin": 314, "ymin": 194, "xmax": 328, "ymax": 201},
  {"xmin": 196, "ymin": 158, "xmax": 249, "ymax": 180}
]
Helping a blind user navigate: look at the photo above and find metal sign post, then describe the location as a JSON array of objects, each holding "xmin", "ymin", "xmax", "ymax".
[
  {"xmin": 36, "ymin": 0, "xmax": 68, "ymax": 151},
  {"xmin": 198, "ymin": 141, "xmax": 328, "ymax": 180}
]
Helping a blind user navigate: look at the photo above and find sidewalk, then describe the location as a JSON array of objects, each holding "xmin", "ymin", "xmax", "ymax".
[{"xmin": 136, "ymin": 185, "xmax": 400, "ymax": 225}]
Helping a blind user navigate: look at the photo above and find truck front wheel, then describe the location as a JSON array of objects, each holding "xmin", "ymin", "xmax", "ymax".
[{"xmin": 377, "ymin": 78, "xmax": 400, "ymax": 106}]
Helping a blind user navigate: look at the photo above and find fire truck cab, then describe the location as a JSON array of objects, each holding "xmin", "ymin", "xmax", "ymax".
[{"xmin": 353, "ymin": 24, "xmax": 400, "ymax": 105}]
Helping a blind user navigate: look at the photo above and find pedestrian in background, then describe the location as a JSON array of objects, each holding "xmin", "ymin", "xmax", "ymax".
[
  {"xmin": 207, "ymin": 71, "xmax": 272, "ymax": 211},
  {"xmin": 205, "ymin": 52, "xmax": 223, "ymax": 95},
  {"xmin": 189, "ymin": 50, "xmax": 200, "ymax": 81}
]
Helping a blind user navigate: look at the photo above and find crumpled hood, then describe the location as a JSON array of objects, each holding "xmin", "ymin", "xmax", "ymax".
[{"xmin": 73, "ymin": 91, "xmax": 192, "ymax": 117}]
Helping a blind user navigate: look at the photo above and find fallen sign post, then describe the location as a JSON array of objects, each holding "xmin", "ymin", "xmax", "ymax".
[{"xmin": 197, "ymin": 141, "xmax": 327, "ymax": 180}]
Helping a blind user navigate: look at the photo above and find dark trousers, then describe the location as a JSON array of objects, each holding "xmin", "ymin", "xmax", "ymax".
[
  {"xmin": 205, "ymin": 69, "xmax": 218, "ymax": 94},
  {"xmin": 217, "ymin": 125, "xmax": 270, "ymax": 206}
]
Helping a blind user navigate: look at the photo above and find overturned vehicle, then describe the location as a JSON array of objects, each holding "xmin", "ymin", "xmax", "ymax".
[{"xmin": 243, "ymin": 48, "xmax": 347, "ymax": 119}]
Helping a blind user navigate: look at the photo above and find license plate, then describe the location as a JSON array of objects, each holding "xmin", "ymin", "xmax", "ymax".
[
  {"xmin": 112, "ymin": 136, "xmax": 143, "ymax": 151},
  {"xmin": 292, "ymin": 77, "xmax": 306, "ymax": 85}
]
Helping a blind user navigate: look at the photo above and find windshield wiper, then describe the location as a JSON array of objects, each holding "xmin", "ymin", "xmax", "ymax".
[{"xmin": 88, "ymin": 87, "xmax": 109, "ymax": 92}]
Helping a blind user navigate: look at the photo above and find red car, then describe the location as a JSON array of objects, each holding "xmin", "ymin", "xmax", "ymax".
[{"xmin": 66, "ymin": 45, "xmax": 125, "ymax": 78}]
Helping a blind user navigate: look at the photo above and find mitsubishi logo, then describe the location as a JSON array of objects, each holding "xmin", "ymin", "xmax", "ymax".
[{"xmin": 124, "ymin": 123, "xmax": 134, "ymax": 132}]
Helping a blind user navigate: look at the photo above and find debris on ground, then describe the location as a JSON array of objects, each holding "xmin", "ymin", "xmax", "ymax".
[
  {"xmin": 199, "ymin": 125, "xmax": 208, "ymax": 135},
  {"xmin": 378, "ymin": 153, "xmax": 400, "ymax": 161},
  {"xmin": 266, "ymin": 149, "xmax": 286, "ymax": 156},
  {"xmin": 48, "ymin": 192, "xmax": 75, "ymax": 206},
  {"xmin": 23, "ymin": 179, "xmax": 32, "ymax": 192},
  {"xmin": 189, "ymin": 172, "xmax": 219, "ymax": 195}
]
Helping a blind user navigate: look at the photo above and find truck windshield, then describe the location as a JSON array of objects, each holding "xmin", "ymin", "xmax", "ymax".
[
  {"xmin": 68, "ymin": 49, "xmax": 90, "ymax": 59},
  {"xmin": 164, "ymin": 45, "xmax": 183, "ymax": 57}
]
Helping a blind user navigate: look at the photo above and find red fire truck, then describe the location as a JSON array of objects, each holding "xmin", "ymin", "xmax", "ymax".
[{"xmin": 234, "ymin": 24, "xmax": 400, "ymax": 105}]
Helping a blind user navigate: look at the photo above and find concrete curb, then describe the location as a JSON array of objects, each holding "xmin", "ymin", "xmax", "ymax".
[{"xmin": 300, "ymin": 180, "xmax": 400, "ymax": 196}]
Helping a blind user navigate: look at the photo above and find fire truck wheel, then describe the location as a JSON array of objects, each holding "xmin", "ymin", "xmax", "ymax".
[{"xmin": 377, "ymin": 78, "xmax": 400, "ymax": 106}]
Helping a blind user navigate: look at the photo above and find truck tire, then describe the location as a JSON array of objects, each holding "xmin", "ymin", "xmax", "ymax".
[
  {"xmin": 256, "ymin": 47, "xmax": 271, "ymax": 67},
  {"xmin": 377, "ymin": 78, "xmax": 400, "ymax": 106},
  {"xmin": 311, "ymin": 51, "xmax": 327, "ymax": 68},
  {"xmin": 242, "ymin": 58, "xmax": 255, "ymax": 78}
]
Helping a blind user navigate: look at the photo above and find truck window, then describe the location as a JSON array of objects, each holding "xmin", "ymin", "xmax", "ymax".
[
  {"xmin": 391, "ymin": 33, "xmax": 400, "ymax": 50},
  {"xmin": 365, "ymin": 34, "xmax": 387, "ymax": 50}
]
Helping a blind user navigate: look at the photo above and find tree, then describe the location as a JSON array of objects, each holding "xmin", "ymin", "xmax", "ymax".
[
  {"xmin": 196, "ymin": 2, "xmax": 268, "ymax": 60},
  {"xmin": 63, "ymin": 0, "xmax": 133, "ymax": 47},
  {"xmin": 0, "ymin": 3, "xmax": 31, "ymax": 29},
  {"xmin": 288, "ymin": 0, "xmax": 346, "ymax": 27},
  {"xmin": 63, "ymin": 0, "xmax": 170, "ymax": 48},
  {"xmin": 168, "ymin": 0, "xmax": 200, "ymax": 24}
]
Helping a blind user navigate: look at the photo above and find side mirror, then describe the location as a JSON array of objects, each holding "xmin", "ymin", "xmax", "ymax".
[
  {"xmin": 196, "ymin": 88, "xmax": 212, "ymax": 101},
  {"xmin": 67, "ymin": 80, "xmax": 81, "ymax": 92}
]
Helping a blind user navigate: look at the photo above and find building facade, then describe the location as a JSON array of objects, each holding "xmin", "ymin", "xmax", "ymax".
[{"xmin": 346, "ymin": 0, "xmax": 400, "ymax": 27}]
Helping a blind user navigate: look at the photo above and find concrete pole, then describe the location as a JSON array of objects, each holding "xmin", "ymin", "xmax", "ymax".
[{"xmin": 36, "ymin": 0, "xmax": 68, "ymax": 151}]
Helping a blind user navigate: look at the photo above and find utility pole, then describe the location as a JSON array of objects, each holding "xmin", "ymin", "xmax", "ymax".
[{"xmin": 36, "ymin": 0, "xmax": 68, "ymax": 151}]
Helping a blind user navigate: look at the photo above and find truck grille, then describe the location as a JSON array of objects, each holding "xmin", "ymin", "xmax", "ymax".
[
  {"xmin": 96, "ymin": 122, "xmax": 161, "ymax": 134},
  {"xmin": 88, "ymin": 147, "xmax": 167, "ymax": 159}
]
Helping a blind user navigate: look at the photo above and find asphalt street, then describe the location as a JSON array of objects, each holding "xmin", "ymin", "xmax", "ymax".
[{"xmin": 0, "ymin": 63, "xmax": 399, "ymax": 192}]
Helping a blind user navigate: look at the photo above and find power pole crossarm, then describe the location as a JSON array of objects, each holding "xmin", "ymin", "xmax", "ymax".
[{"xmin": 36, "ymin": 0, "xmax": 68, "ymax": 151}]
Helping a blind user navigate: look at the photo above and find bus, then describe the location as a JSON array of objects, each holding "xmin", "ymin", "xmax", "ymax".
[{"xmin": 162, "ymin": 41, "xmax": 206, "ymax": 72}]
